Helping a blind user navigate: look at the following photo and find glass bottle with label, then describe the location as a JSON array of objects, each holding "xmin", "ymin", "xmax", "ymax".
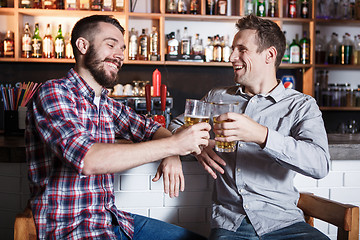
[
  {"xmin": 315, "ymin": 30, "xmax": 326, "ymax": 64},
  {"xmin": 113, "ymin": 0, "xmax": 124, "ymax": 11},
  {"xmin": 327, "ymin": 32, "xmax": 340, "ymax": 64},
  {"xmin": 57, "ymin": 0, "xmax": 64, "ymax": 9},
  {"xmin": 213, "ymin": 35, "xmax": 222, "ymax": 62},
  {"xmin": 222, "ymin": 35, "xmax": 231, "ymax": 62},
  {"xmin": 178, "ymin": 0, "xmax": 187, "ymax": 13},
  {"xmin": 22, "ymin": 22, "xmax": 32, "ymax": 58},
  {"xmin": 190, "ymin": 0, "xmax": 199, "ymax": 14},
  {"xmin": 217, "ymin": 0, "xmax": 227, "ymax": 15},
  {"xmin": 128, "ymin": 28, "xmax": 138, "ymax": 60},
  {"xmin": 300, "ymin": 0, "xmax": 309, "ymax": 18},
  {"xmin": 206, "ymin": 0, "xmax": 215, "ymax": 15},
  {"xmin": 300, "ymin": 31, "xmax": 310, "ymax": 64},
  {"xmin": 55, "ymin": 24, "xmax": 65, "ymax": 59},
  {"xmin": 149, "ymin": 26, "xmax": 159, "ymax": 61},
  {"xmin": 64, "ymin": 32, "xmax": 74, "ymax": 59},
  {"xmin": 65, "ymin": 0, "xmax": 77, "ymax": 9},
  {"xmin": 138, "ymin": 29, "xmax": 148, "ymax": 61},
  {"xmin": 20, "ymin": 0, "xmax": 32, "ymax": 8},
  {"xmin": 257, "ymin": 0, "xmax": 266, "ymax": 17},
  {"xmin": 166, "ymin": 0, "xmax": 177, "ymax": 13},
  {"xmin": 204, "ymin": 37, "xmax": 214, "ymax": 62},
  {"xmin": 43, "ymin": 24, "xmax": 54, "ymax": 58},
  {"xmin": 79, "ymin": 0, "xmax": 90, "ymax": 9},
  {"xmin": 268, "ymin": 0, "xmax": 277, "ymax": 17},
  {"xmin": 43, "ymin": 0, "xmax": 56, "ymax": 9},
  {"xmin": 103, "ymin": 0, "xmax": 113, "ymax": 11},
  {"xmin": 244, "ymin": 0, "xmax": 254, "ymax": 15},
  {"xmin": 339, "ymin": 33, "xmax": 353, "ymax": 65},
  {"xmin": 0, "ymin": 0, "xmax": 7, "ymax": 7},
  {"xmin": 32, "ymin": 23, "xmax": 42, "ymax": 58},
  {"xmin": 91, "ymin": 0, "xmax": 101, "ymax": 10},
  {"xmin": 33, "ymin": 0, "xmax": 41, "ymax": 8},
  {"xmin": 4, "ymin": 31, "xmax": 14, "ymax": 58},
  {"xmin": 167, "ymin": 32, "xmax": 179, "ymax": 55},
  {"xmin": 353, "ymin": 34, "xmax": 360, "ymax": 65},
  {"xmin": 282, "ymin": 31, "xmax": 290, "ymax": 63},
  {"xmin": 289, "ymin": 37, "xmax": 300, "ymax": 64},
  {"xmin": 180, "ymin": 27, "xmax": 191, "ymax": 55},
  {"xmin": 192, "ymin": 33, "xmax": 203, "ymax": 55},
  {"xmin": 288, "ymin": 0, "xmax": 297, "ymax": 18}
]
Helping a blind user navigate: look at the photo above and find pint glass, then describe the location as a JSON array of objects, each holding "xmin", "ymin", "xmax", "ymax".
[{"xmin": 184, "ymin": 99, "xmax": 211, "ymax": 126}]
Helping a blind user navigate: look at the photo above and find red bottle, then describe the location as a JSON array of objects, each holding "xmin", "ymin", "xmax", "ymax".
[
  {"xmin": 288, "ymin": 0, "xmax": 297, "ymax": 18},
  {"xmin": 152, "ymin": 69, "xmax": 161, "ymax": 97}
]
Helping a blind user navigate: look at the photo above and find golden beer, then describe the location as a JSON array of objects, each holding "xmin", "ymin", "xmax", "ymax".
[
  {"xmin": 213, "ymin": 117, "xmax": 236, "ymax": 152},
  {"xmin": 184, "ymin": 115, "xmax": 210, "ymax": 126}
]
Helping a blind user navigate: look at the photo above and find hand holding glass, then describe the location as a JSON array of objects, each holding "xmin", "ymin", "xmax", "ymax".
[
  {"xmin": 212, "ymin": 102, "xmax": 239, "ymax": 153},
  {"xmin": 184, "ymin": 99, "xmax": 211, "ymax": 126}
]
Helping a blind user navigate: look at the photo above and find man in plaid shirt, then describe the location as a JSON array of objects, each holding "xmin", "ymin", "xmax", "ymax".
[{"xmin": 25, "ymin": 15, "xmax": 209, "ymax": 240}]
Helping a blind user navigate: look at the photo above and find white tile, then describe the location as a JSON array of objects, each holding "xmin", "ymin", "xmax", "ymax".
[
  {"xmin": 121, "ymin": 208, "xmax": 149, "ymax": 217},
  {"xmin": 164, "ymin": 191, "xmax": 212, "ymax": 207},
  {"xmin": 332, "ymin": 160, "xmax": 360, "ymax": 171},
  {"xmin": 313, "ymin": 218, "xmax": 329, "ymax": 235},
  {"xmin": 115, "ymin": 191, "xmax": 163, "ymax": 208},
  {"xmin": 149, "ymin": 207, "xmax": 179, "ymax": 223},
  {"xmin": 330, "ymin": 187, "xmax": 360, "ymax": 204},
  {"xmin": 344, "ymin": 172, "xmax": 360, "ymax": 187},
  {"xmin": 119, "ymin": 175, "xmax": 150, "ymax": 191},
  {"xmin": 179, "ymin": 207, "xmax": 206, "ymax": 222},
  {"xmin": 150, "ymin": 174, "xmax": 163, "ymax": 190},
  {"xmin": 294, "ymin": 174, "xmax": 317, "ymax": 188},
  {"xmin": 317, "ymin": 171, "xmax": 344, "ymax": 187},
  {"xmin": 118, "ymin": 162, "xmax": 159, "ymax": 174},
  {"xmin": 113, "ymin": 174, "xmax": 121, "ymax": 192}
]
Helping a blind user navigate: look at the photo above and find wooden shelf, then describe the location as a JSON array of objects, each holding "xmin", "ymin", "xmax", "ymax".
[
  {"xmin": 320, "ymin": 107, "xmax": 360, "ymax": 111},
  {"xmin": 315, "ymin": 64, "xmax": 360, "ymax": 70}
]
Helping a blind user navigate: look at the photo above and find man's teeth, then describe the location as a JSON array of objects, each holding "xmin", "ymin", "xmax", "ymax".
[
  {"xmin": 234, "ymin": 66, "xmax": 243, "ymax": 70},
  {"xmin": 105, "ymin": 62, "xmax": 118, "ymax": 70}
]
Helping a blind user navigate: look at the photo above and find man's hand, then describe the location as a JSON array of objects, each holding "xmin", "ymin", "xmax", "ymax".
[
  {"xmin": 152, "ymin": 156, "xmax": 184, "ymax": 198},
  {"xmin": 213, "ymin": 112, "xmax": 268, "ymax": 148},
  {"xmin": 195, "ymin": 140, "xmax": 226, "ymax": 179}
]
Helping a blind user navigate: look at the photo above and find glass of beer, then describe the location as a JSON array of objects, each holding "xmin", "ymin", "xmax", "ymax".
[
  {"xmin": 184, "ymin": 99, "xmax": 211, "ymax": 126},
  {"xmin": 212, "ymin": 102, "xmax": 239, "ymax": 153}
]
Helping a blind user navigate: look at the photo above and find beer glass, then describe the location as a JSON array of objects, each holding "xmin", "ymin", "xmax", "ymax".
[
  {"xmin": 212, "ymin": 102, "xmax": 239, "ymax": 153},
  {"xmin": 184, "ymin": 99, "xmax": 211, "ymax": 126}
]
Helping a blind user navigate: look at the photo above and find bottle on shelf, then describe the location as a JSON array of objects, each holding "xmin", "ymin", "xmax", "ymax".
[
  {"xmin": 113, "ymin": 0, "xmax": 124, "ymax": 11},
  {"xmin": 138, "ymin": 29, "xmax": 148, "ymax": 61},
  {"xmin": 190, "ymin": 0, "xmax": 200, "ymax": 14},
  {"xmin": 206, "ymin": 0, "xmax": 215, "ymax": 15},
  {"xmin": 149, "ymin": 26, "xmax": 159, "ymax": 61},
  {"xmin": 167, "ymin": 32, "xmax": 179, "ymax": 55},
  {"xmin": 288, "ymin": 0, "xmax": 297, "ymax": 18},
  {"xmin": 213, "ymin": 35, "xmax": 222, "ymax": 62},
  {"xmin": 268, "ymin": 0, "xmax": 277, "ymax": 17},
  {"xmin": 166, "ymin": 0, "xmax": 177, "ymax": 13},
  {"xmin": 22, "ymin": 22, "xmax": 32, "ymax": 58},
  {"xmin": 103, "ymin": 0, "xmax": 113, "ymax": 11},
  {"xmin": 64, "ymin": 32, "xmax": 74, "ymax": 59},
  {"xmin": 204, "ymin": 36, "xmax": 214, "ymax": 62},
  {"xmin": 180, "ymin": 27, "xmax": 191, "ymax": 55},
  {"xmin": 300, "ymin": 30, "xmax": 310, "ymax": 64},
  {"xmin": 90, "ymin": 0, "xmax": 102, "ymax": 10},
  {"xmin": 339, "ymin": 32, "xmax": 353, "ymax": 65},
  {"xmin": 217, "ymin": 0, "xmax": 227, "ymax": 15},
  {"xmin": 32, "ymin": 23, "xmax": 42, "ymax": 58},
  {"xmin": 329, "ymin": 0, "xmax": 341, "ymax": 19},
  {"xmin": 327, "ymin": 32, "xmax": 340, "ymax": 64},
  {"xmin": 192, "ymin": 33, "xmax": 203, "ymax": 55},
  {"xmin": 353, "ymin": 34, "xmax": 360, "ymax": 65},
  {"xmin": 177, "ymin": 0, "xmax": 187, "ymax": 14},
  {"xmin": 128, "ymin": 28, "xmax": 138, "ymax": 60},
  {"xmin": 315, "ymin": 30, "xmax": 326, "ymax": 64},
  {"xmin": 55, "ymin": 24, "xmax": 65, "ymax": 59},
  {"xmin": 300, "ymin": 0, "xmax": 309, "ymax": 18},
  {"xmin": 4, "ymin": 30, "xmax": 14, "ymax": 58},
  {"xmin": 289, "ymin": 35, "xmax": 300, "ymax": 64},
  {"xmin": 43, "ymin": 24, "xmax": 54, "ymax": 58},
  {"xmin": 256, "ymin": 0, "xmax": 266, "ymax": 17},
  {"xmin": 340, "ymin": 0, "xmax": 350, "ymax": 19},
  {"xmin": 244, "ymin": 0, "xmax": 254, "ymax": 16},
  {"xmin": 0, "ymin": 0, "xmax": 7, "ymax": 7},
  {"xmin": 20, "ymin": 0, "xmax": 32, "ymax": 8},
  {"xmin": 33, "ymin": 0, "xmax": 41, "ymax": 8},
  {"xmin": 64, "ymin": 0, "xmax": 77, "ymax": 9},
  {"xmin": 222, "ymin": 35, "xmax": 231, "ymax": 63},
  {"xmin": 57, "ymin": 0, "xmax": 64, "ymax": 9},
  {"xmin": 282, "ymin": 31, "xmax": 290, "ymax": 63},
  {"xmin": 316, "ymin": 0, "xmax": 330, "ymax": 19},
  {"xmin": 43, "ymin": 0, "xmax": 56, "ymax": 9},
  {"xmin": 79, "ymin": 0, "xmax": 90, "ymax": 9},
  {"xmin": 349, "ymin": 0, "xmax": 356, "ymax": 19}
]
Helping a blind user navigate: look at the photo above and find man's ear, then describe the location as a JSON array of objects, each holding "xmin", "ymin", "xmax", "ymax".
[
  {"xmin": 265, "ymin": 46, "xmax": 277, "ymax": 65},
  {"xmin": 75, "ymin": 37, "xmax": 90, "ymax": 55}
]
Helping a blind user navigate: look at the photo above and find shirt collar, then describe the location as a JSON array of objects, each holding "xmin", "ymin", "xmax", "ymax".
[{"xmin": 234, "ymin": 80, "xmax": 285, "ymax": 102}]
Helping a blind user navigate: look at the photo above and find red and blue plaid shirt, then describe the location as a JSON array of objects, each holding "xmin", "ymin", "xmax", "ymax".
[{"xmin": 25, "ymin": 68, "xmax": 161, "ymax": 239}]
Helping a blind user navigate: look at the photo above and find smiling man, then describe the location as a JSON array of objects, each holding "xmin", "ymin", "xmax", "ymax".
[
  {"xmin": 169, "ymin": 15, "xmax": 330, "ymax": 240},
  {"xmin": 25, "ymin": 15, "xmax": 209, "ymax": 240}
]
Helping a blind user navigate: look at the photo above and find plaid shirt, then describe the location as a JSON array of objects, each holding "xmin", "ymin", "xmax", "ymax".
[{"xmin": 25, "ymin": 68, "xmax": 161, "ymax": 239}]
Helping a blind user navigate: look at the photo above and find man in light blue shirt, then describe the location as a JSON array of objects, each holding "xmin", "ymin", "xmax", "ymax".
[{"xmin": 169, "ymin": 15, "xmax": 330, "ymax": 240}]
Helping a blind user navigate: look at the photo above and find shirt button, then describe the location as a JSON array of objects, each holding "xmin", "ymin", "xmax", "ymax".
[
  {"xmin": 244, "ymin": 204, "xmax": 249, "ymax": 209},
  {"xmin": 250, "ymin": 99, "xmax": 255, "ymax": 103},
  {"xmin": 239, "ymin": 143, "xmax": 244, "ymax": 147},
  {"xmin": 239, "ymin": 188, "xmax": 244, "ymax": 193},
  {"xmin": 237, "ymin": 168, "xmax": 241, "ymax": 172},
  {"xmin": 106, "ymin": 221, "xmax": 111, "ymax": 225}
]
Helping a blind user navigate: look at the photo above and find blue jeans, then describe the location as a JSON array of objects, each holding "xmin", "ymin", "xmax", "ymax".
[
  {"xmin": 209, "ymin": 217, "xmax": 330, "ymax": 240},
  {"xmin": 114, "ymin": 213, "xmax": 206, "ymax": 240}
]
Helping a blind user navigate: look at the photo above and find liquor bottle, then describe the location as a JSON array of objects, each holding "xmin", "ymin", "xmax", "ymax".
[
  {"xmin": 20, "ymin": 0, "xmax": 32, "ymax": 8},
  {"xmin": 22, "ymin": 22, "xmax": 32, "ymax": 58},
  {"xmin": 113, "ymin": 0, "xmax": 124, "ymax": 11},
  {"xmin": 192, "ymin": 33, "xmax": 203, "ymax": 55},
  {"xmin": 149, "ymin": 26, "xmax": 159, "ymax": 61},
  {"xmin": 300, "ymin": 0, "xmax": 309, "ymax": 18},
  {"xmin": 190, "ymin": 0, "xmax": 199, "ymax": 14},
  {"xmin": 289, "ymin": 36, "xmax": 300, "ymax": 64},
  {"xmin": 32, "ymin": 23, "xmax": 42, "ymax": 58},
  {"xmin": 54, "ymin": 24, "xmax": 65, "ymax": 59},
  {"xmin": 0, "ymin": 0, "xmax": 7, "ymax": 7},
  {"xmin": 138, "ymin": 29, "xmax": 148, "ymax": 61},
  {"xmin": 257, "ymin": 0, "xmax": 266, "ymax": 17},
  {"xmin": 300, "ymin": 31, "xmax": 310, "ymax": 64},
  {"xmin": 268, "ymin": 0, "xmax": 277, "ymax": 17},
  {"xmin": 206, "ymin": 0, "xmax": 215, "ymax": 15},
  {"xmin": 79, "ymin": 0, "xmax": 90, "ymax": 9},
  {"xmin": 244, "ymin": 0, "xmax": 254, "ymax": 15},
  {"xmin": 43, "ymin": 0, "xmax": 56, "ymax": 9},
  {"xmin": 33, "ymin": 0, "xmax": 41, "ymax": 8},
  {"xmin": 222, "ymin": 35, "xmax": 231, "ymax": 62},
  {"xmin": 91, "ymin": 0, "xmax": 101, "ymax": 10},
  {"xmin": 65, "ymin": 0, "xmax": 77, "ymax": 9},
  {"xmin": 103, "ymin": 0, "xmax": 113, "ymax": 11},
  {"xmin": 128, "ymin": 28, "xmax": 138, "ymax": 60},
  {"xmin": 217, "ymin": 0, "xmax": 227, "ymax": 15},
  {"xmin": 43, "ymin": 24, "xmax": 54, "ymax": 58},
  {"xmin": 327, "ymin": 32, "xmax": 340, "ymax": 64},
  {"xmin": 177, "ymin": 0, "xmax": 187, "ymax": 14},
  {"xmin": 57, "ymin": 0, "xmax": 64, "ymax": 9},
  {"xmin": 64, "ymin": 32, "xmax": 74, "ymax": 59},
  {"xmin": 353, "ymin": 34, "xmax": 360, "ymax": 65},
  {"xmin": 3, "ymin": 30, "xmax": 14, "ymax": 58},
  {"xmin": 340, "ymin": 0, "xmax": 350, "ymax": 19},
  {"xmin": 339, "ymin": 33, "xmax": 353, "ymax": 65},
  {"xmin": 166, "ymin": 0, "xmax": 177, "ymax": 13},
  {"xmin": 180, "ymin": 27, "xmax": 191, "ymax": 55},
  {"xmin": 167, "ymin": 32, "xmax": 179, "ymax": 55},
  {"xmin": 213, "ymin": 35, "xmax": 222, "ymax": 62},
  {"xmin": 282, "ymin": 31, "xmax": 290, "ymax": 63},
  {"xmin": 315, "ymin": 30, "xmax": 326, "ymax": 64},
  {"xmin": 204, "ymin": 36, "xmax": 214, "ymax": 62},
  {"xmin": 350, "ymin": 0, "xmax": 356, "ymax": 19},
  {"xmin": 288, "ymin": 0, "xmax": 297, "ymax": 18}
]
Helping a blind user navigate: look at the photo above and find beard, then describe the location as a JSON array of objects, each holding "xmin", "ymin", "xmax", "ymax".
[{"xmin": 84, "ymin": 45, "xmax": 121, "ymax": 88}]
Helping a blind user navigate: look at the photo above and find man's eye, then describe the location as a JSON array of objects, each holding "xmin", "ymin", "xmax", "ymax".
[{"xmin": 108, "ymin": 44, "xmax": 114, "ymax": 48}]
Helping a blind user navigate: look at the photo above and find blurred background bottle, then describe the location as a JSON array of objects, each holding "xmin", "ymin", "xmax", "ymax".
[
  {"xmin": 288, "ymin": 0, "xmax": 297, "ymax": 18},
  {"xmin": 55, "ymin": 24, "xmax": 65, "ymax": 59},
  {"xmin": 300, "ymin": 31, "xmax": 310, "ymax": 64},
  {"xmin": 180, "ymin": 27, "xmax": 191, "ymax": 55},
  {"xmin": 128, "ymin": 28, "xmax": 138, "ymax": 60},
  {"xmin": 206, "ymin": 0, "xmax": 215, "ymax": 15},
  {"xmin": 138, "ymin": 29, "xmax": 148, "ymax": 61},
  {"xmin": 327, "ymin": 32, "xmax": 340, "ymax": 64},
  {"xmin": 190, "ymin": 0, "xmax": 199, "ymax": 14},
  {"xmin": 257, "ymin": 0, "xmax": 266, "ymax": 17},
  {"xmin": 113, "ymin": 0, "xmax": 124, "ymax": 11},
  {"xmin": 282, "ymin": 31, "xmax": 290, "ymax": 63},
  {"xmin": 353, "ymin": 34, "xmax": 360, "ymax": 65},
  {"xmin": 300, "ymin": 0, "xmax": 309, "ymax": 18},
  {"xmin": 268, "ymin": 0, "xmax": 277, "ymax": 17},
  {"xmin": 22, "ymin": 23, "xmax": 32, "ymax": 58},
  {"xmin": 3, "ymin": 31, "xmax": 14, "ymax": 58},
  {"xmin": 289, "ymin": 35, "xmax": 300, "ymax": 63},
  {"xmin": 217, "ymin": 0, "xmax": 227, "ymax": 15},
  {"xmin": 339, "ymin": 32, "xmax": 353, "ymax": 65},
  {"xmin": 204, "ymin": 37, "xmax": 214, "ymax": 62},
  {"xmin": 20, "ymin": 0, "xmax": 32, "ymax": 8},
  {"xmin": 149, "ymin": 26, "xmax": 159, "ymax": 61},
  {"xmin": 166, "ymin": 0, "xmax": 177, "ymax": 13},
  {"xmin": 43, "ymin": 23, "xmax": 54, "ymax": 58},
  {"xmin": 244, "ymin": 0, "xmax": 254, "ymax": 15},
  {"xmin": 315, "ymin": 30, "xmax": 326, "ymax": 64},
  {"xmin": 177, "ymin": 0, "xmax": 187, "ymax": 14},
  {"xmin": 222, "ymin": 35, "xmax": 231, "ymax": 62},
  {"xmin": 0, "ymin": 0, "xmax": 7, "ymax": 7},
  {"xmin": 192, "ymin": 33, "xmax": 203, "ymax": 55},
  {"xmin": 32, "ymin": 23, "xmax": 42, "ymax": 58},
  {"xmin": 64, "ymin": 32, "xmax": 74, "ymax": 59}
]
